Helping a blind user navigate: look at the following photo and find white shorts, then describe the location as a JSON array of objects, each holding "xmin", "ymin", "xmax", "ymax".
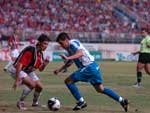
[{"xmin": 7, "ymin": 65, "xmax": 39, "ymax": 81}]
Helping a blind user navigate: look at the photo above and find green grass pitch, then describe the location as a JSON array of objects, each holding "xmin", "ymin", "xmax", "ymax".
[{"xmin": 0, "ymin": 61, "xmax": 150, "ymax": 113}]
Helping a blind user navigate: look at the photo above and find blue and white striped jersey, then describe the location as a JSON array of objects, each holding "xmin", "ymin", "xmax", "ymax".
[{"xmin": 66, "ymin": 39, "xmax": 94, "ymax": 68}]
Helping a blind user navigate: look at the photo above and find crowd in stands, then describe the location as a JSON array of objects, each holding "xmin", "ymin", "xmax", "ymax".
[{"xmin": 0, "ymin": 0, "xmax": 149, "ymax": 43}]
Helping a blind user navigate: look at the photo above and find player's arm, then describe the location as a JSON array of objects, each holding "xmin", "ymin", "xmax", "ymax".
[
  {"xmin": 13, "ymin": 51, "xmax": 32, "ymax": 90},
  {"xmin": 146, "ymin": 38, "xmax": 150, "ymax": 48},
  {"xmin": 13, "ymin": 50, "xmax": 32, "ymax": 88},
  {"xmin": 132, "ymin": 51, "xmax": 140, "ymax": 55},
  {"xmin": 39, "ymin": 59, "xmax": 49, "ymax": 71},
  {"xmin": 60, "ymin": 49, "xmax": 83, "ymax": 60},
  {"xmin": 54, "ymin": 60, "xmax": 73, "ymax": 75},
  {"xmin": 62, "ymin": 60, "xmax": 73, "ymax": 70},
  {"xmin": 13, "ymin": 63, "xmax": 23, "ymax": 90}
]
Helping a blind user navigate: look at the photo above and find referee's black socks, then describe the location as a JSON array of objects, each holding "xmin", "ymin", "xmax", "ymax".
[{"xmin": 137, "ymin": 72, "xmax": 142, "ymax": 84}]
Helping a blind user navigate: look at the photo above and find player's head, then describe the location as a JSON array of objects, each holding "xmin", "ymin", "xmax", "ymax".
[
  {"xmin": 56, "ymin": 32, "xmax": 70, "ymax": 49},
  {"xmin": 141, "ymin": 27, "xmax": 149, "ymax": 37},
  {"xmin": 36, "ymin": 34, "xmax": 50, "ymax": 51}
]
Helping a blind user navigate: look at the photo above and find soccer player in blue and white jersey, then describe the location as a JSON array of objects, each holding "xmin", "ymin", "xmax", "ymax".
[{"xmin": 54, "ymin": 32, "xmax": 129, "ymax": 112}]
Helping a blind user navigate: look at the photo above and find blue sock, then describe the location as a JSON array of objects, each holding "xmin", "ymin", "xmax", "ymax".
[
  {"xmin": 66, "ymin": 83, "xmax": 82, "ymax": 101},
  {"xmin": 102, "ymin": 87, "xmax": 122, "ymax": 102}
]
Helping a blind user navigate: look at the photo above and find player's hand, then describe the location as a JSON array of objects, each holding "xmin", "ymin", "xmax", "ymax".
[
  {"xmin": 13, "ymin": 79, "xmax": 21, "ymax": 90},
  {"xmin": 131, "ymin": 52, "xmax": 134, "ymax": 55},
  {"xmin": 60, "ymin": 54, "xmax": 68, "ymax": 60},
  {"xmin": 132, "ymin": 51, "xmax": 140, "ymax": 56},
  {"xmin": 43, "ymin": 59, "xmax": 49, "ymax": 66},
  {"xmin": 45, "ymin": 56, "xmax": 50, "ymax": 63},
  {"xmin": 132, "ymin": 52, "xmax": 137, "ymax": 56},
  {"xmin": 53, "ymin": 69, "xmax": 60, "ymax": 75}
]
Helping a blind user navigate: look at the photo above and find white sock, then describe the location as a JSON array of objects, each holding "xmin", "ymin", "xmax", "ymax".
[
  {"xmin": 20, "ymin": 86, "xmax": 32, "ymax": 101},
  {"xmin": 4, "ymin": 60, "xmax": 13, "ymax": 69},
  {"xmin": 119, "ymin": 97, "xmax": 123, "ymax": 103},
  {"xmin": 79, "ymin": 97, "xmax": 84, "ymax": 102}
]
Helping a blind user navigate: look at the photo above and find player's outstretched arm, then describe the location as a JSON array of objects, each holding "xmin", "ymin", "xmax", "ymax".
[
  {"xmin": 132, "ymin": 51, "xmax": 140, "ymax": 55},
  {"xmin": 60, "ymin": 49, "xmax": 83, "ymax": 60},
  {"xmin": 53, "ymin": 60, "xmax": 73, "ymax": 75},
  {"xmin": 13, "ymin": 63, "xmax": 23, "ymax": 90},
  {"xmin": 39, "ymin": 59, "xmax": 49, "ymax": 71}
]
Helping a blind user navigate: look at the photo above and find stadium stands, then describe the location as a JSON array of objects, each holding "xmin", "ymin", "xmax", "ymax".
[{"xmin": 0, "ymin": 0, "xmax": 149, "ymax": 43}]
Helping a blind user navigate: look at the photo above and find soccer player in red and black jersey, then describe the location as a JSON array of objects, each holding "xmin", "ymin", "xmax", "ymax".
[{"xmin": 8, "ymin": 34, "xmax": 50, "ymax": 110}]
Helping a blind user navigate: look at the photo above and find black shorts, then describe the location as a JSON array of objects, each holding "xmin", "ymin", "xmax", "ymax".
[{"xmin": 138, "ymin": 53, "xmax": 150, "ymax": 63}]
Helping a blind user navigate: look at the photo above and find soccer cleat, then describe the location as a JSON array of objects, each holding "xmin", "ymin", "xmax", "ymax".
[
  {"xmin": 32, "ymin": 101, "xmax": 39, "ymax": 107},
  {"xmin": 3, "ymin": 68, "xmax": 7, "ymax": 72},
  {"xmin": 120, "ymin": 99, "xmax": 129, "ymax": 112},
  {"xmin": 133, "ymin": 82, "xmax": 141, "ymax": 88},
  {"xmin": 17, "ymin": 101, "xmax": 27, "ymax": 110},
  {"xmin": 73, "ymin": 101, "xmax": 87, "ymax": 111}
]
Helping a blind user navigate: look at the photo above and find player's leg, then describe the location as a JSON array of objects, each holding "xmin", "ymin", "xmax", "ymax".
[
  {"xmin": 94, "ymin": 84, "xmax": 123, "ymax": 101},
  {"xmin": 89, "ymin": 62, "xmax": 128, "ymax": 112},
  {"xmin": 91, "ymin": 72, "xmax": 128, "ymax": 111},
  {"xmin": 64, "ymin": 75, "xmax": 87, "ymax": 110},
  {"xmin": 62, "ymin": 60, "xmax": 68, "ymax": 73},
  {"xmin": 17, "ymin": 85, "xmax": 32, "ymax": 110},
  {"xmin": 32, "ymin": 80, "xmax": 43, "ymax": 106},
  {"xmin": 7, "ymin": 66, "xmax": 34, "ymax": 106},
  {"xmin": 93, "ymin": 84, "xmax": 128, "ymax": 112},
  {"xmin": 6, "ymin": 65, "xmax": 36, "ymax": 109},
  {"xmin": 28, "ymin": 72, "xmax": 43, "ymax": 106},
  {"xmin": 134, "ymin": 53, "xmax": 147, "ymax": 87},
  {"xmin": 134, "ymin": 62, "xmax": 144, "ymax": 87},
  {"xmin": 143, "ymin": 53, "xmax": 150, "ymax": 75},
  {"xmin": 144, "ymin": 63, "xmax": 150, "ymax": 75},
  {"xmin": 17, "ymin": 75, "xmax": 36, "ymax": 110},
  {"xmin": 68, "ymin": 62, "xmax": 101, "ymax": 110},
  {"xmin": 19, "ymin": 85, "xmax": 32, "ymax": 102},
  {"xmin": 4, "ymin": 59, "xmax": 13, "ymax": 71}
]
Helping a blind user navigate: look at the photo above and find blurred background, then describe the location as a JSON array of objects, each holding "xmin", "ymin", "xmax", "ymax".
[
  {"xmin": 0, "ymin": 0, "xmax": 149, "ymax": 61},
  {"xmin": 0, "ymin": 1, "xmax": 150, "ymax": 112}
]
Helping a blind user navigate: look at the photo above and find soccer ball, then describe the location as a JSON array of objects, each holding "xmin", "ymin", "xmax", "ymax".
[{"xmin": 47, "ymin": 97, "xmax": 61, "ymax": 111}]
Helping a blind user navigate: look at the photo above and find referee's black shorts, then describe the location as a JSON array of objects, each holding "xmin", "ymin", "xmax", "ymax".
[{"xmin": 138, "ymin": 53, "xmax": 150, "ymax": 63}]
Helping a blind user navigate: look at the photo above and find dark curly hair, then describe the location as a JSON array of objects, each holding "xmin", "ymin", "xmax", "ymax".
[
  {"xmin": 56, "ymin": 32, "xmax": 70, "ymax": 42},
  {"xmin": 141, "ymin": 27, "xmax": 149, "ymax": 34},
  {"xmin": 38, "ymin": 34, "xmax": 50, "ymax": 42}
]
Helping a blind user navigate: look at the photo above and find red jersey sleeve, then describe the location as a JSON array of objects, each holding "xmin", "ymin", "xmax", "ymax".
[
  {"xmin": 8, "ymin": 36, "xmax": 19, "ymax": 48},
  {"xmin": 34, "ymin": 53, "xmax": 43, "ymax": 69},
  {"xmin": 18, "ymin": 51, "xmax": 32, "ymax": 66},
  {"xmin": 8, "ymin": 36, "xmax": 13, "ymax": 45}
]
